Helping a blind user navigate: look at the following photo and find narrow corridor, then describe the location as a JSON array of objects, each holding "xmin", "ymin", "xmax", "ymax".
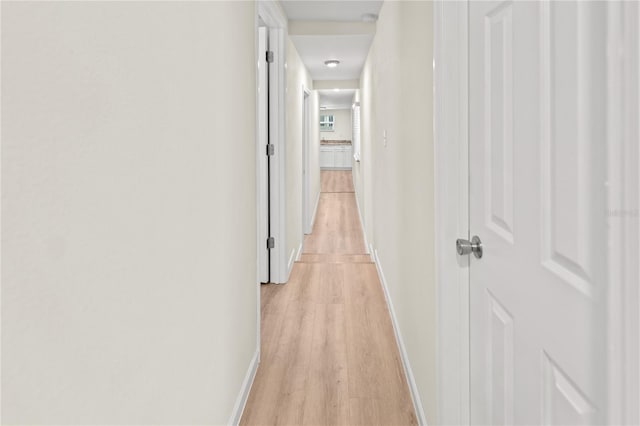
[{"xmin": 241, "ymin": 171, "xmax": 417, "ymax": 426}]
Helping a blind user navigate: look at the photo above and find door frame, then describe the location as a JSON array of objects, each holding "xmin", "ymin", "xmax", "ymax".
[
  {"xmin": 606, "ymin": 2, "xmax": 640, "ymax": 424},
  {"xmin": 302, "ymin": 87, "xmax": 312, "ymax": 235},
  {"xmin": 256, "ymin": 26, "xmax": 269, "ymax": 285},
  {"xmin": 258, "ymin": 0, "xmax": 288, "ymax": 284},
  {"xmin": 433, "ymin": 1, "xmax": 470, "ymax": 424},
  {"xmin": 433, "ymin": 1, "xmax": 639, "ymax": 424}
]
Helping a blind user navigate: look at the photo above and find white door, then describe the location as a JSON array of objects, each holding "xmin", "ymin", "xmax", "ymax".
[
  {"xmin": 468, "ymin": 1, "xmax": 607, "ymax": 424},
  {"xmin": 257, "ymin": 27, "xmax": 269, "ymax": 283}
]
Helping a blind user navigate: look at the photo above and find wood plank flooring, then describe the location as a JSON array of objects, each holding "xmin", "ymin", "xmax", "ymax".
[
  {"xmin": 302, "ymin": 192, "xmax": 367, "ymax": 255},
  {"xmin": 321, "ymin": 170, "xmax": 355, "ymax": 193},
  {"xmin": 241, "ymin": 171, "xmax": 417, "ymax": 426}
]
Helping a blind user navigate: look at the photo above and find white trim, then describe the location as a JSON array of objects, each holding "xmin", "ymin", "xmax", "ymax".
[
  {"xmin": 302, "ymin": 87, "xmax": 312, "ymax": 235},
  {"xmin": 253, "ymin": 7, "xmax": 264, "ymax": 379},
  {"xmin": 269, "ymin": 26, "xmax": 287, "ymax": 284},
  {"xmin": 227, "ymin": 350, "xmax": 260, "ymax": 426},
  {"xmin": 310, "ymin": 190, "xmax": 321, "ymax": 231},
  {"xmin": 258, "ymin": 0, "xmax": 288, "ymax": 284},
  {"xmin": 258, "ymin": 0, "xmax": 287, "ymax": 29},
  {"xmin": 353, "ymin": 185, "xmax": 370, "ymax": 255},
  {"xmin": 287, "ymin": 245, "xmax": 301, "ymax": 276},
  {"xmin": 295, "ymin": 242, "xmax": 303, "ymax": 262},
  {"xmin": 256, "ymin": 26, "xmax": 269, "ymax": 286},
  {"xmin": 0, "ymin": 1, "xmax": 4, "ymax": 421},
  {"xmin": 433, "ymin": 1, "xmax": 470, "ymax": 425},
  {"xmin": 372, "ymin": 248, "xmax": 427, "ymax": 426},
  {"xmin": 607, "ymin": 2, "xmax": 640, "ymax": 424}
]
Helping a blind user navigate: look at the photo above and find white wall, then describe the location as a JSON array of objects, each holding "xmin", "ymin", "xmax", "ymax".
[
  {"xmin": 320, "ymin": 108, "xmax": 352, "ymax": 141},
  {"xmin": 353, "ymin": 1, "xmax": 436, "ymax": 423},
  {"xmin": 285, "ymin": 37, "xmax": 319, "ymax": 275},
  {"xmin": 2, "ymin": 2, "xmax": 257, "ymax": 424}
]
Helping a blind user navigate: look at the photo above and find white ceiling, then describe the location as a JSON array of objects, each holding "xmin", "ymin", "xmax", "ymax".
[
  {"xmin": 318, "ymin": 89, "xmax": 356, "ymax": 109},
  {"xmin": 292, "ymin": 35, "xmax": 372, "ymax": 80},
  {"xmin": 282, "ymin": 0, "xmax": 383, "ymax": 81},
  {"xmin": 281, "ymin": 1, "xmax": 383, "ymax": 21}
]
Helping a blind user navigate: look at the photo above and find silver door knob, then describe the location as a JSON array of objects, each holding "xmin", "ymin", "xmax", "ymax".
[{"xmin": 456, "ymin": 235, "xmax": 483, "ymax": 259}]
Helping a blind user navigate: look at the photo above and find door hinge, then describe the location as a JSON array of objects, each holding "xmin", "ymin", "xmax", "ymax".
[
  {"xmin": 267, "ymin": 144, "xmax": 275, "ymax": 156},
  {"xmin": 267, "ymin": 237, "xmax": 275, "ymax": 249},
  {"xmin": 266, "ymin": 51, "xmax": 274, "ymax": 63}
]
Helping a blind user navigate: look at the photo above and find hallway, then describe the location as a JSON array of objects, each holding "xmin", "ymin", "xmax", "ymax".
[{"xmin": 241, "ymin": 171, "xmax": 417, "ymax": 426}]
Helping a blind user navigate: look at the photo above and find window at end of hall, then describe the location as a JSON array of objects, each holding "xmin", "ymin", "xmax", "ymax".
[{"xmin": 320, "ymin": 114, "xmax": 334, "ymax": 131}]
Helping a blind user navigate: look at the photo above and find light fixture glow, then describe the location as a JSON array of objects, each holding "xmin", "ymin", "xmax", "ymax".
[
  {"xmin": 324, "ymin": 60, "xmax": 340, "ymax": 68},
  {"xmin": 333, "ymin": 88, "xmax": 340, "ymax": 92}
]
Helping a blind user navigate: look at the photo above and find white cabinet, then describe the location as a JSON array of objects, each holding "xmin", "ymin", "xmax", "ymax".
[
  {"xmin": 320, "ymin": 148, "xmax": 334, "ymax": 168},
  {"xmin": 338, "ymin": 146, "xmax": 352, "ymax": 168},
  {"xmin": 320, "ymin": 144, "xmax": 352, "ymax": 170}
]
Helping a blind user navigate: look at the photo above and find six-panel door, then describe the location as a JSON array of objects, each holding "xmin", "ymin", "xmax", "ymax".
[{"xmin": 469, "ymin": 1, "xmax": 607, "ymax": 424}]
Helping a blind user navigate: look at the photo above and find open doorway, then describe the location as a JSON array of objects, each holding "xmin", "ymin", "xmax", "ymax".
[{"xmin": 318, "ymin": 90, "xmax": 355, "ymax": 176}]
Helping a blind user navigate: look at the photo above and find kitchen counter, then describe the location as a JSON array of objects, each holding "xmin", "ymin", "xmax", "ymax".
[{"xmin": 320, "ymin": 140, "xmax": 352, "ymax": 146}]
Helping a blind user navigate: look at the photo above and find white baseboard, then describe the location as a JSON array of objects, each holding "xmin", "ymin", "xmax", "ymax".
[
  {"xmin": 286, "ymin": 241, "xmax": 303, "ymax": 280},
  {"xmin": 310, "ymin": 190, "xmax": 321, "ymax": 231},
  {"xmin": 286, "ymin": 247, "xmax": 297, "ymax": 281},
  {"xmin": 353, "ymin": 192, "xmax": 370, "ymax": 255},
  {"xmin": 295, "ymin": 242, "xmax": 303, "ymax": 262},
  {"xmin": 372, "ymin": 248, "xmax": 428, "ymax": 426},
  {"xmin": 227, "ymin": 349, "xmax": 260, "ymax": 426}
]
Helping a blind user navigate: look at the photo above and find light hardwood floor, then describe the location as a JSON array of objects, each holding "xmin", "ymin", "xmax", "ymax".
[
  {"xmin": 321, "ymin": 170, "xmax": 355, "ymax": 193},
  {"xmin": 303, "ymin": 192, "xmax": 367, "ymax": 255},
  {"xmin": 241, "ymin": 171, "xmax": 417, "ymax": 426}
]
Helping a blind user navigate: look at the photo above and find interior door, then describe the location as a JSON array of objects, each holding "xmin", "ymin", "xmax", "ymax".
[
  {"xmin": 468, "ymin": 1, "xmax": 607, "ymax": 424},
  {"xmin": 258, "ymin": 27, "xmax": 269, "ymax": 283}
]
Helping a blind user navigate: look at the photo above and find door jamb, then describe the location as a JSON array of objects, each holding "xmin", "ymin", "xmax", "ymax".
[
  {"xmin": 302, "ymin": 87, "xmax": 312, "ymax": 235},
  {"xmin": 258, "ymin": 0, "xmax": 288, "ymax": 284},
  {"xmin": 256, "ymin": 26, "xmax": 269, "ymax": 285},
  {"xmin": 433, "ymin": 1, "xmax": 470, "ymax": 424},
  {"xmin": 606, "ymin": 2, "xmax": 639, "ymax": 424}
]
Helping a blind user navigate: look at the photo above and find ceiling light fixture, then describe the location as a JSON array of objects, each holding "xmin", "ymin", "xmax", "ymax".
[
  {"xmin": 324, "ymin": 60, "xmax": 340, "ymax": 68},
  {"xmin": 333, "ymin": 88, "xmax": 340, "ymax": 92}
]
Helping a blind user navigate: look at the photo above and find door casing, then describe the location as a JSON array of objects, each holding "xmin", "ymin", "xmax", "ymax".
[
  {"xmin": 258, "ymin": 0, "xmax": 288, "ymax": 285},
  {"xmin": 302, "ymin": 87, "xmax": 312, "ymax": 235},
  {"xmin": 433, "ymin": 1, "xmax": 639, "ymax": 424},
  {"xmin": 257, "ymin": 26, "xmax": 269, "ymax": 284}
]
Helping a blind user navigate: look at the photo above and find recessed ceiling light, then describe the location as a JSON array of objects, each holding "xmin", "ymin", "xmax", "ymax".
[{"xmin": 324, "ymin": 60, "xmax": 340, "ymax": 68}]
